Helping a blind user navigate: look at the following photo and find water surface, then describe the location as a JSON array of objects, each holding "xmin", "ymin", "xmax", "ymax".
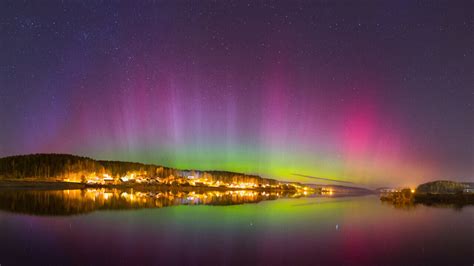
[{"xmin": 0, "ymin": 190, "xmax": 471, "ymax": 265}]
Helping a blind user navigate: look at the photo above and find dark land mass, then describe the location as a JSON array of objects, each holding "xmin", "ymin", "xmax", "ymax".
[
  {"xmin": 0, "ymin": 180, "xmax": 298, "ymax": 193},
  {"xmin": 0, "ymin": 153, "xmax": 302, "ymax": 190},
  {"xmin": 380, "ymin": 180, "xmax": 474, "ymax": 208},
  {"xmin": 307, "ymin": 184, "xmax": 374, "ymax": 196}
]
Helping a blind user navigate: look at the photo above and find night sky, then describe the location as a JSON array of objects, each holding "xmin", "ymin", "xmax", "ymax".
[{"xmin": 1, "ymin": 1, "xmax": 472, "ymax": 187}]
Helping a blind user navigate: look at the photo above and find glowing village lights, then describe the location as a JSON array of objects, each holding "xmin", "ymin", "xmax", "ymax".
[{"xmin": 74, "ymin": 168, "xmax": 314, "ymax": 194}]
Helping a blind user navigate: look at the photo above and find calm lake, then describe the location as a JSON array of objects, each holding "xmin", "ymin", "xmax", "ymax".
[{"xmin": 0, "ymin": 189, "xmax": 472, "ymax": 265}]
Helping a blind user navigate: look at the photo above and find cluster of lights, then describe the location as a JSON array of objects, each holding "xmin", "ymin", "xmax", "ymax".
[
  {"xmin": 321, "ymin": 188, "xmax": 334, "ymax": 195},
  {"xmin": 379, "ymin": 188, "xmax": 416, "ymax": 194},
  {"xmin": 73, "ymin": 172, "xmax": 314, "ymax": 193}
]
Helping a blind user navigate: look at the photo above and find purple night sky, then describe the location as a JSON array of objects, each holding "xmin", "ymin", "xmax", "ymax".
[{"xmin": 0, "ymin": 1, "xmax": 472, "ymax": 187}]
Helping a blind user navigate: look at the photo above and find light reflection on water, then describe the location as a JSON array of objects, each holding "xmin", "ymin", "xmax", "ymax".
[{"xmin": 0, "ymin": 188, "xmax": 307, "ymax": 215}]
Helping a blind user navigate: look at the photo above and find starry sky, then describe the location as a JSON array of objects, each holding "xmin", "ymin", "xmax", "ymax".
[{"xmin": 0, "ymin": 1, "xmax": 472, "ymax": 187}]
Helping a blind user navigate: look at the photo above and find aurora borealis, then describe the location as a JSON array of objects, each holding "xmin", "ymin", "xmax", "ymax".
[{"xmin": 0, "ymin": 1, "xmax": 472, "ymax": 187}]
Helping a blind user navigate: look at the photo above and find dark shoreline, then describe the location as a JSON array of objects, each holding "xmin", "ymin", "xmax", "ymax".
[{"xmin": 0, "ymin": 180, "xmax": 303, "ymax": 193}]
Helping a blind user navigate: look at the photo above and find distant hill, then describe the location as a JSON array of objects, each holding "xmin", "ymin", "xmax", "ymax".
[
  {"xmin": 375, "ymin": 187, "xmax": 393, "ymax": 193},
  {"xmin": 307, "ymin": 184, "xmax": 374, "ymax": 195},
  {"xmin": 416, "ymin": 180, "xmax": 469, "ymax": 194}
]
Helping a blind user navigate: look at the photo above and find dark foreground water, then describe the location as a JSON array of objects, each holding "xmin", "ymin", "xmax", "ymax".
[{"xmin": 0, "ymin": 189, "xmax": 472, "ymax": 266}]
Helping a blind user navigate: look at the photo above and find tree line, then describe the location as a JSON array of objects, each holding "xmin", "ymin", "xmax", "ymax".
[{"xmin": 0, "ymin": 153, "xmax": 276, "ymax": 185}]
